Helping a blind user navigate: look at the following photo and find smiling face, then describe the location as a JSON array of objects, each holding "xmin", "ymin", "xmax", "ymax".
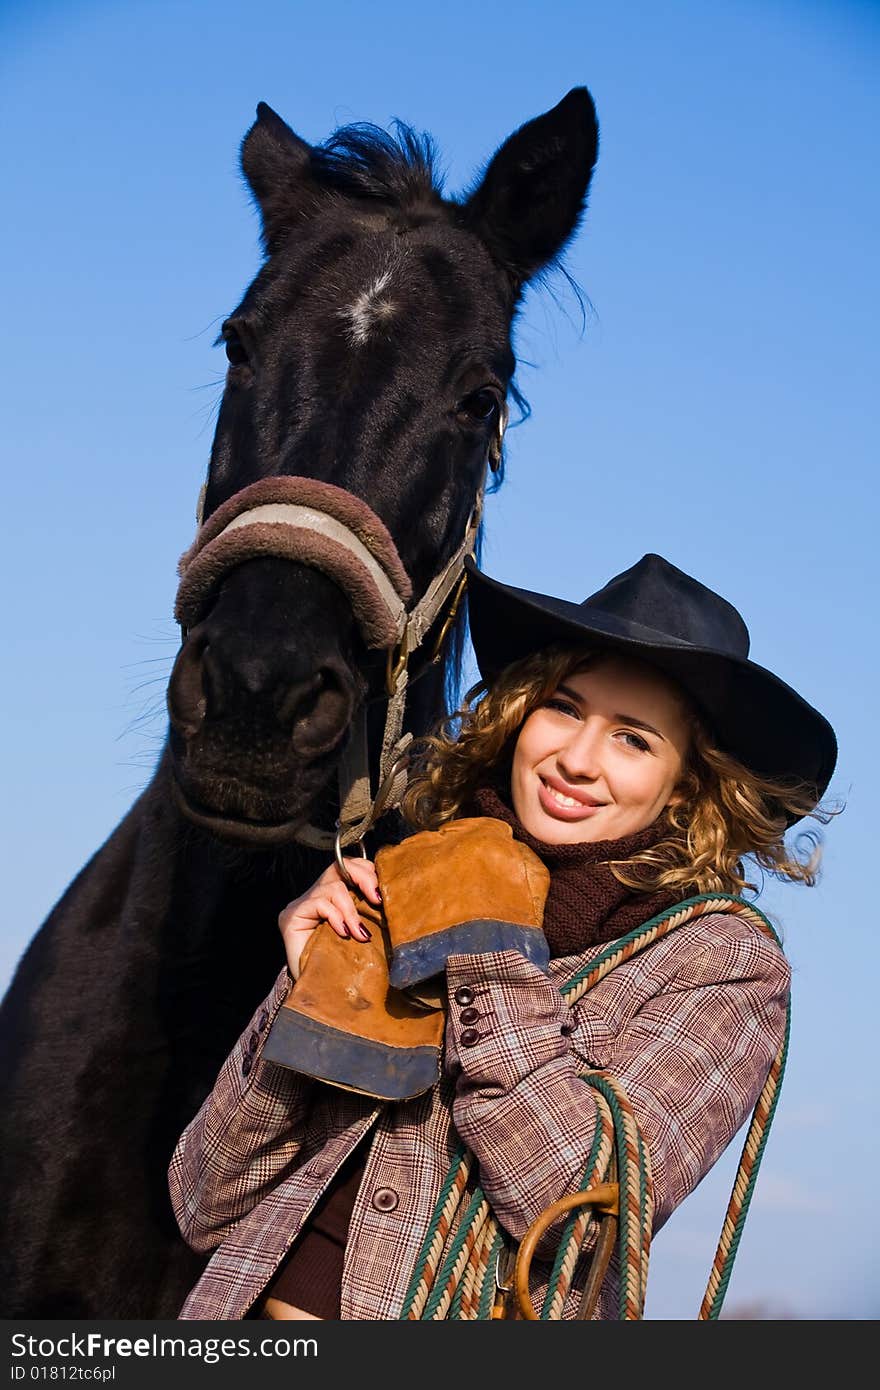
[{"xmin": 510, "ymin": 653, "xmax": 692, "ymax": 845}]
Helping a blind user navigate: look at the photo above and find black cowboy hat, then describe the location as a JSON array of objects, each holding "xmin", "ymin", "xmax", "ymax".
[{"xmin": 464, "ymin": 553, "xmax": 837, "ymax": 806}]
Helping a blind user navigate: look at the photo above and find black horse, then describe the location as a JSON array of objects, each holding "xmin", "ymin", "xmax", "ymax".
[{"xmin": 0, "ymin": 89, "xmax": 598, "ymax": 1318}]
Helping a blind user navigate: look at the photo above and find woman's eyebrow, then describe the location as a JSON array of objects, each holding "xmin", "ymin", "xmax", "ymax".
[
  {"xmin": 556, "ymin": 682, "xmax": 586, "ymax": 706},
  {"xmin": 615, "ymin": 713, "xmax": 665, "ymax": 740}
]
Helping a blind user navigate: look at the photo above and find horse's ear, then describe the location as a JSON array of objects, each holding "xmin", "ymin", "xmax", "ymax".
[
  {"xmin": 241, "ymin": 102, "xmax": 314, "ymax": 253},
  {"xmin": 463, "ymin": 87, "xmax": 599, "ymax": 290}
]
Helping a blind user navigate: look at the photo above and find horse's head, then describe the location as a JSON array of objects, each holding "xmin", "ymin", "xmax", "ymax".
[{"xmin": 167, "ymin": 89, "xmax": 598, "ymax": 844}]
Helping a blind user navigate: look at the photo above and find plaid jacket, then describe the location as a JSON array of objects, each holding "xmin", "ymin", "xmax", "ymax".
[{"xmin": 169, "ymin": 909, "xmax": 789, "ymax": 1320}]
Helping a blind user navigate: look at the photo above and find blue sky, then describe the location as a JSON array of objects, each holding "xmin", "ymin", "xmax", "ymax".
[{"xmin": 2, "ymin": 0, "xmax": 877, "ymax": 1319}]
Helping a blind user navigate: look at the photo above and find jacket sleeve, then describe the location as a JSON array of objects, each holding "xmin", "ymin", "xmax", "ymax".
[
  {"xmin": 443, "ymin": 913, "xmax": 790, "ymax": 1253},
  {"xmin": 168, "ymin": 967, "xmax": 317, "ymax": 1253}
]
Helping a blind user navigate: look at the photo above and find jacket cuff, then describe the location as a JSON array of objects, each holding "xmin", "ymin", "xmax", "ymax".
[{"xmin": 444, "ymin": 950, "xmax": 570, "ymax": 1088}]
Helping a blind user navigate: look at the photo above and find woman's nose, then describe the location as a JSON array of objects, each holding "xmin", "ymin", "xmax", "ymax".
[{"xmin": 556, "ymin": 724, "xmax": 603, "ymax": 781}]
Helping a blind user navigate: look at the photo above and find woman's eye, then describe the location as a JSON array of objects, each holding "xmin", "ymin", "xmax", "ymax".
[
  {"xmin": 619, "ymin": 731, "xmax": 650, "ymax": 752},
  {"xmin": 223, "ymin": 329, "xmax": 249, "ymax": 368},
  {"xmin": 545, "ymin": 697, "xmax": 579, "ymax": 719},
  {"xmin": 459, "ymin": 388, "xmax": 499, "ymax": 423}
]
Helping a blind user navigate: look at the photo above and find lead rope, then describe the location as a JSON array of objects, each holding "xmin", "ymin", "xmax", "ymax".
[{"xmin": 398, "ymin": 893, "xmax": 789, "ymax": 1321}]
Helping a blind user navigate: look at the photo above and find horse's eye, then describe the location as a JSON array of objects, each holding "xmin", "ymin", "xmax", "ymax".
[
  {"xmin": 460, "ymin": 388, "xmax": 499, "ymax": 423},
  {"xmin": 224, "ymin": 329, "xmax": 249, "ymax": 368}
]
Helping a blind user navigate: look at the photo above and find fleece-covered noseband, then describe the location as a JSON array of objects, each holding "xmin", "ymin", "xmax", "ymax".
[{"xmin": 176, "ymin": 476, "xmax": 413, "ymax": 649}]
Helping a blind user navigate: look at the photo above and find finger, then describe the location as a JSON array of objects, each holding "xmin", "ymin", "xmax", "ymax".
[
  {"xmin": 326, "ymin": 884, "xmax": 372, "ymax": 941},
  {"xmin": 278, "ymin": 868, "xmax": 336, "ymax": 925},
  {"xmin": 278, "ymin": 895, "xmax": 324, "ymax": 931},
  {"xmin": 317, "ymin": 894, "xmax": 373, "ymax": 943},
  {"xmin": 280, "ymin": 877, "xmax": 358, "ymax": 928},
  {"xmin": 322, "ymin": 876, "xmax": 374, "ymax": 940},
  {"xmin": 342, "ymin": 856, "xmax": 382, "ymax": 904},
  {"xmin": 308, "ymin": 897, "xmax": 354, "ymax": 940},
  {"xmin": 330, "ymin": 889, "xmax": 369, "ymax": 945},
  {"xmin": 279, "ymin": 894, "xmax": 340, "ymax": 936}
]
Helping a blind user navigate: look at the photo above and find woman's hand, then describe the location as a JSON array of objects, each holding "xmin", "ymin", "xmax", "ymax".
[{"xmin": 278, "ymin": 857, "xmax": 381, "ymax": 980}]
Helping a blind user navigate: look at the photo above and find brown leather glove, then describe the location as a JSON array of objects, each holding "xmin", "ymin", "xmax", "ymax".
[
  {"xmin": 378, "ymin": 817, "xmax": 551, "ymax": 992},
  {"xmin": 262, "ymin": 885, "xmax": 444, "ymax": 1101}
]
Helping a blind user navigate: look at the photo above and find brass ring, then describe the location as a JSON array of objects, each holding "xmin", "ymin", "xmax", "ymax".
[{"xmin": 513, "ymin": 1183, "xmax": 619, "ymax": 1320}]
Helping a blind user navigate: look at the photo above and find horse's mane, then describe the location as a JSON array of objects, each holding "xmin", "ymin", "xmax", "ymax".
[{"xmin": 310, "ymin": 121, "xmax": 443, "ymax": 207}]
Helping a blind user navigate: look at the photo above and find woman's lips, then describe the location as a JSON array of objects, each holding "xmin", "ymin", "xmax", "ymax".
[{"xmin": 537, "ymin": 777, "xmax": 606, "ymax": 822}]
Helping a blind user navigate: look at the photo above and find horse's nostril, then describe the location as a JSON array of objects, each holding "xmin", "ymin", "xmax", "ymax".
[
  {"xmin": 275, "ymin": 673, "xmax": 319, "ymax": 728},
  {"xmin": 288, "ymin": 667, "xmax": 355, "ymax": 759},
  {"xmin": 167, "ymin": 638, "xmax": 208, "ymax": 740}
]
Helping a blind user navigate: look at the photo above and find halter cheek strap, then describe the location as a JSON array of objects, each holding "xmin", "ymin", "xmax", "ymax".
[{"xmin": 323, "ymin": 463, "xmax": 487, "ymax": 855}]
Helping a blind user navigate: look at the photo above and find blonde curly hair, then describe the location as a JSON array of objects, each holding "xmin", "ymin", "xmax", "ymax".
[{"xmin": 401, "ymin": 643, "xmax": 833, "ymax": 898}]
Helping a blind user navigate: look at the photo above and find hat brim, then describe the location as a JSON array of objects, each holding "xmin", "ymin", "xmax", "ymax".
[{"xmin": 464, "ymin": 558, "xmax": 837, "ymax": 808}]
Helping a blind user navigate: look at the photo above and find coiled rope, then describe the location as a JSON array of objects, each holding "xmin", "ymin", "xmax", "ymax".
[{"xmin": 398, "ymin": 893, "xmax": 789, "ymax": 1321}]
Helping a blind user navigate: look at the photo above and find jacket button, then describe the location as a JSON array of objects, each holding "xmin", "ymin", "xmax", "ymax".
[
  {"xmin": 460, "ymin": 1028, "xmax": 480, "ymax": 1047},
  {"xmin": 258, "ymin": 1010, "xmax": 269, "ymax": 1031},
  {"xmin": 241, "ymin": 1056, "xmax": 253, "ymax": 1077},
  {"xmin": 454, "ymin": 986, "xmax": 474, "ymax": 1007},
  {"xmin": 372, "ymin": 1187, "xmax": 399, "ymax": 1212},
  {"xmin": 460, "ymin": 1006, "xmax": 480, "ymax": 1025},
  {"xmin": 248, "ymin": 1032, "xmax": 259, "ymax": 1054}
]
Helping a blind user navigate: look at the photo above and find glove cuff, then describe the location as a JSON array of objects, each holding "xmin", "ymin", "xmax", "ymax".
[{"xmin": 389, "ymin": 919, "xmax": 550, "ymax": 989}]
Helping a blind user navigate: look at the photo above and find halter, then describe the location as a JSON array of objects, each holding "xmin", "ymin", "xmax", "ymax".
[{"xmin": 175, "ymin": 406, "xmax": 507, "ymax": 852}]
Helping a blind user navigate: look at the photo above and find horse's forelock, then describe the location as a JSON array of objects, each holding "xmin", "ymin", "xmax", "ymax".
[{"xmin": 310, "ymin": 121, "xmax": 443, "ymax": 210}]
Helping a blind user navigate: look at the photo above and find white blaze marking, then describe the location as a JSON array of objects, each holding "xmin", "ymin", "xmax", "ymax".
[{"xmin": 344, "ymin": 269, "xmax": 396, "ymax": 345}]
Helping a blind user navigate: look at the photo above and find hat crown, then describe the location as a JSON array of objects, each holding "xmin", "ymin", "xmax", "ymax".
[{"xmin": 584, "ymin": 553, "xmax": 751, "ymax": 657}]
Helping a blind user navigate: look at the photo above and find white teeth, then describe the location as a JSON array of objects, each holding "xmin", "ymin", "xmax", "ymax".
[{"xmin": 548, "ymin": 786, "xmax": 580, "ymax": 808}]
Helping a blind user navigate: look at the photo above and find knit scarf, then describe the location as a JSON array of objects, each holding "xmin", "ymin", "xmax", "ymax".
[{"xmin": 468, "ymin": 785, "xmax": 679, "ymax": 959}]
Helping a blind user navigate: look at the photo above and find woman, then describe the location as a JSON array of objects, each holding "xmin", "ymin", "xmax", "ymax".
[{"xmin": 168, "ymin": 552, "xmax": 836, "ymax": 1320}]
